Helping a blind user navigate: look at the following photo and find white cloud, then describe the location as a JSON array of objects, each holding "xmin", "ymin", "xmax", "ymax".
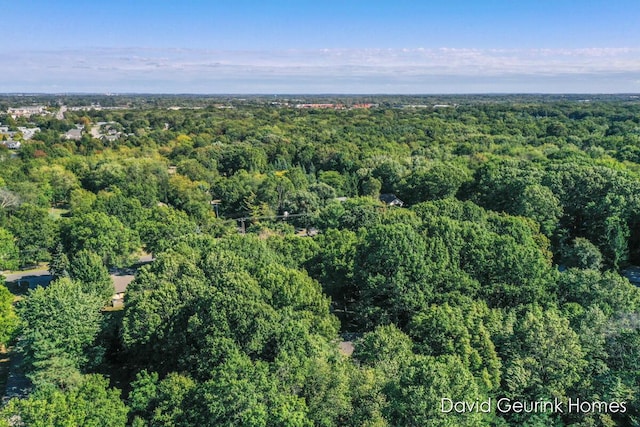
[{"xmin": 1, "ymin": 47, "xmax": 640, "ymax": 93}]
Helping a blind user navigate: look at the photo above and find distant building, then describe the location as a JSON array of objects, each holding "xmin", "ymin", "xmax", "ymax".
[
  {"xmin": 4, "ymin": 141, "xmax": 21, "ymax": 149},
  {"xmin": 7, "ymin": 106, "xmax": 46, "ymax": 118},
  {"xmin": 379, "ymin": 193, "xmax": 404, "ymax": 207},
  {"xmin": 64, "ymin": 128, "xmax": 83, "ymax": 141},
  {"xmin": 295, "ymin": 103, "xmax": 345, "ymax": 109},
  {"xmin": 16, "ymin": 127, "xmax": 40, "ymax": 140},
  {"xmin": 351, "ymin": 103, "xmax": 378, "ymax": 109}
]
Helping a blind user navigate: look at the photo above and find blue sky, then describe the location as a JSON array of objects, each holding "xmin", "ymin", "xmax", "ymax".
[{"xmin": 2, "ymin": 0, "xmax": 640, "ymax": 93}]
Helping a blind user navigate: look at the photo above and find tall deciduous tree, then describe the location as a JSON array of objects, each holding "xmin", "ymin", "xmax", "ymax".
[
  {"xmin": 500, "ymin": 306, "xmax": 586, "ymax": 400},
  {"xmin": 17, "ymin": 278, "xmax": 105, "ymax": 388},
  {"xmin": 61, "ymin": 211, "xmax": 139, "ymax": 267},
  {"xmin": 0, "ymin": 227, "xmax": 19, "ymax": 271},
  {"xmin": 399, "ymin": 161, "xmax": 470, "ymax": 204},
  {"xmin": 354, "ymin": 223, "xmax": 433, "ymax": 328},
  {"xmin": 6, "ymin": 204, "xmax": 57, "ymax": 267},
  {"xmin": 384, "ymin": 354, "xmax": 491, "ymax": 427},
  {"xmin": 0, "ymin": 374, "xmax": 128, "ymax": 427}
]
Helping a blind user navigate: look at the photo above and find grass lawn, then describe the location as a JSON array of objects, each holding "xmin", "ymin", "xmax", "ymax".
[{"xmin": 5, "ymin": 263, "xmax": 48, "ymax": 275}]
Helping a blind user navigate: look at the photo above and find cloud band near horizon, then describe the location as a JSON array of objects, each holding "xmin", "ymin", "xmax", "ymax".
[{"xmin": 3, "ymin": 47, "xmax": 640, "ymax": 93}]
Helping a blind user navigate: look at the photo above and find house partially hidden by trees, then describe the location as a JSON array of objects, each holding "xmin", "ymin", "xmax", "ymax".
[
  {"xmin": 379, "ymin": 193, "xmax": 404, "ymax": 207},
  {"xmin": 64, "ymin": 127, "xmax": 83, "ymax": 141}
]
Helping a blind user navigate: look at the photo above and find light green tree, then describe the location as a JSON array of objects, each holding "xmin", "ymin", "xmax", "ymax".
[
  {"xmin": 0, "ymin": 286, "xmax": 19, "ymax": 349},
  {"xmin": 0, "ymin": 227, "xmax": 19, "ymax": 271}
]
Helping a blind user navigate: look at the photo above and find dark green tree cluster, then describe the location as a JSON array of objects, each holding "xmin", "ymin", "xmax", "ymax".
[
  {"xmin": 1, "ymin": 95, "xmax": 640, "ymax": 426},
  {"xmin": 119, "ymin": 234, "xmax": 401, "ymax": 426}
]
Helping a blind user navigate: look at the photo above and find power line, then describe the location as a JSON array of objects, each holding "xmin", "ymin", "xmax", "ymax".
[{"xmin": 232, "ymin": 212, "xmax": 311, "ymax": 234}]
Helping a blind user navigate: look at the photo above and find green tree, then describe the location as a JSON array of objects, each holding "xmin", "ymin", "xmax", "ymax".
[
  {"xmin": 316, "ymin": 197, "xmax": 384, "ymax": 232},
  {"xmin": 167, "ymin": 173, "xmax": 212, "ymax": 220},
  {"xmin": 282, "ymin": 190, "xmax": 320, "ymax": 227},
  {"xmin": 0, "ymin": 227, "xmax": 19, "ymax": 271},
  {"xmin": 399, "ymin": 162, "xmax": 470, "ymax": 204},
  {"xmin": 561, "ymin": 237, "xmax": 603, "ymax": 270},
  {"xmin": 469, "ymin": 158, "xmax": 542, "ymax": 214},
  {"xmin": 306, "ymin": 228, "xmax": 357, "ymax": 309},
  {"xmin": 5, "ymin": 204, "xmax": 57, "ymax": 267},
  {"xmin": 318, "ymin": 171, "xmax": 346, "ymax": 195},
  {"xmin": 61, "ymin": 211, "xmax": 140, "ymax": 267},
  {"xmin": 557, "ymin": 269, "xmax": 640, "ymax": 316},
  {"xmin": 308, "ymin": 182, "xmax": 337, "ymax": 202},
  {"xmin": 0, "ymin": 285, "xmax": 19, "ymax": 349},
  {"xmin": 414, "ymin": 200, "xmax": 555, "ymax": 308},
  {"xmin": 500, "ymin": 306, "xmax": 586, "ymax": 400},
  {"xmin": 32, "ymin": 164, "xmax": 80, "ymax": 206},
  {"xmin": 353, "ymin": 223, "xmax": 433, "ymax": 328},
  {"xmin": 17, "ymin": 278, "xmax": 105, "ymax": 388},
  {"xmin": 513, "ymin": 184, "xmax": 563, "ymax": 236},
  {"xmin": 93, "ymin": 187, "xmax": 149, "ymax": 229},
  {"xmin": 129, "ymin": 371, "xmax": 196, "ymax": 427},
  {"xmin": 1, "ymin": 374, "xmax": 128, "ymax": 427},
  {"xmin": 361, "ymin": 176, "xmax": 382, "ymax": 198},
  {"xmin": 409, "ymin": 302, "xmax": 501, "ymax": 391},
  {"xmin": 370, "ymin": 158, "xmax": 405, "ymax": 194},
  {"xmin": 256, "ymin": 173, "xmax": 294, "ymax": 212},
  {"xmin": 68, "ymin": 249, "xmax": 114, "ymax": 303},
  {"xmin": 601, "ymin": 214, "xmax": 630, "ymax": 269},
  {"xmin": 353, "ymin": 324, "xmax": 413, "ymax": 376},
  {"xmin": 383, "ymin": 354, "xmax": 491, "ymax": 427},
  {"xmin": 69, "ymin": 188, "xmax": 96, "ymax": 214},
  {"xmin": 138, "ymin": 205, "xmax": 198, "ymax": 255}
]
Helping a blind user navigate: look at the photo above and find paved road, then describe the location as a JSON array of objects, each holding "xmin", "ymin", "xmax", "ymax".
[
  {"xmin": 1, "ymin": 255, "xmax": 154, "ymax": 402},
  {"xmin": 623, "ymin": 266, "xmax": 640, "ymax": 286},
  {"xmin": 2, "ymin": 269, "xmax": 52, "ymax": 289},
  {"xmin": 55, "ymin": 105, "xmax": 66, "ymax": 120},
  {"xmin": 2, "ymin": 269, "xmax": 51, "ymax": 283},
  {"xmin": 2, "ymin": 254, "xmax": 155, "ymax": 291}
]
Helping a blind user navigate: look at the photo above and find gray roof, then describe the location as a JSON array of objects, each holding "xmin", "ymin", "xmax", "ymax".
[{"xmin": 379, "ymin": 193, "xmax": 404, "ymax": 205}]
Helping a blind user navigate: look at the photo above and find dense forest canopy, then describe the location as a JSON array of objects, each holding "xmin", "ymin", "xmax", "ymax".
[{"xmin": 0, "ymin": 94, "xmax": 639, "ymax": 426}]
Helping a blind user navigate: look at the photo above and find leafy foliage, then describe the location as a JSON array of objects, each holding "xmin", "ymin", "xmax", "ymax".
[
  {"xmin": 3, "ymin": 95, "xmax": 640, "ymax": 426},
  {"xmin": 0, "ymin": 285, "xmax": 19, "ymax": 348},
  {"xmin": 0, "ymin": 374, "xmax": 128, "ymax": 427},
  {"xmin": 17, "ymin": 278, "xmax": 105, "ymax": 388}
]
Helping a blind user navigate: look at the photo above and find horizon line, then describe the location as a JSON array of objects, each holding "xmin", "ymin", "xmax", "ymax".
[{"xmin": 2, "ymin": 92, "xmax": 640, "ymax": 96}]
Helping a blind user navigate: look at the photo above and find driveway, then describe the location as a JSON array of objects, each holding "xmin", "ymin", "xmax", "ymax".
[
  {"xmin": 2, "ymin": 254, "xmax": 154, "ymax": 292},
  {"xmin": 2, "ymin": 269, "xmax": 52, "ymax": 289}
]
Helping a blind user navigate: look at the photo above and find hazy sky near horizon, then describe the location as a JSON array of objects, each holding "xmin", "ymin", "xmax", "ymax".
[{"xmin": 3, "ymin": 0, "xmax": 640, "ymax": 93}]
